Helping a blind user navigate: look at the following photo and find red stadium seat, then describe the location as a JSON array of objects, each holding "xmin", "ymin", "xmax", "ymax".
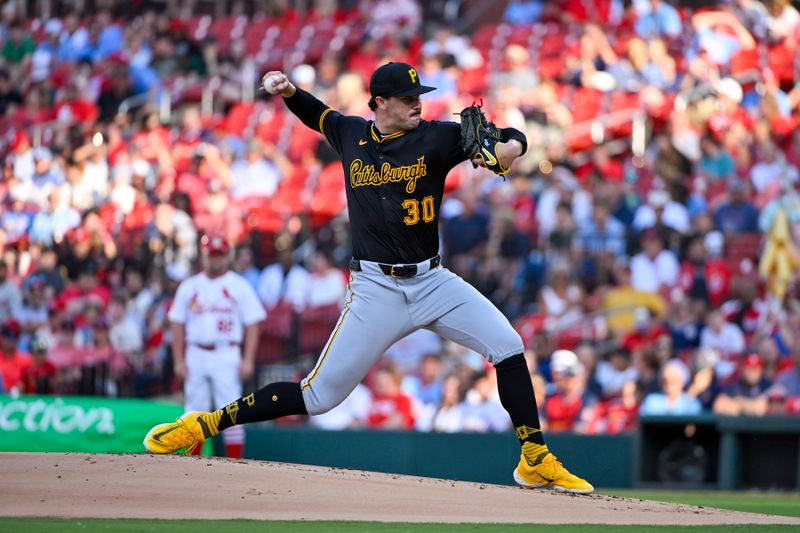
[
  {"xmin": 254, "ymin": 108, "xmax": 287, "ymax": 145},
  {"xmin": 607, "ymin": 92, "xmax": 640, "ymax": 136},
  {"xmin": 243, "ymin": 204, "xmax": 285, "ymax": 234},
  {"xmin": 309, "ymin": 163, "xmax": 346, "ymax": 226},
  {"xmin": 538, "ymin": 31, "xmax": 568, "ymax": 57},
  {"xmin": 767, "ymin": 43, "xmax": 796, "ymax": 85},
  {"xmin": 725, "ymin": 232, "xmax": 762, "ymax": 263},
  {"xmin": 729, "ymin": 48, "xmax": 761, "ymax": 77},
  {"xmin": 297, "ymin": 303, "xmax": 343, "ymax": 356},
  {"xmin": 571, "ymin": 87, "xmax": 604, "ymax": 123},
  {"xmin": 507, "ymin": 26, "xmax": 534, "ymax": 47},
  {"xmin": 512, "ymin": 313, "xmax": 546, "ymax": 348},
  {"xmin": 272, "ymin": 166, "xmax": 311, "ymax": 215},
  {"xmin": 221, "ymin": 102, "xmax": 256, "ymax": 137},
  {"xmin": 473, "ymin": 24, "xmax": 500, "ymax": 49},
  {"xmin": 537, "ymin": 57, "xmax": 566, "ymax": 80},
  {"xmin": 257, "ymin": 302, "xmax": 294, "ymax": 364},
  {"xmin": 458, "ymin": 66, "xmax": 489, "ymax": 97},
  {"xmin": 287, "ymin": 121, "xmax": 323, "ymax": 162}
]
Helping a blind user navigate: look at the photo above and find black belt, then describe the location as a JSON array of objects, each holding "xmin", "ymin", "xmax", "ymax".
[
  {"xmin": 349, "ymin": 255, "xmax": 441, "ymax": 278},
  {"xmin": 192, "ymin": 342, "xmax": 240, "ymax": 351}
]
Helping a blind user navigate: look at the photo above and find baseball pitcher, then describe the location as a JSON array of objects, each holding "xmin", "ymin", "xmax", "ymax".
[{"xmin": 145, "ymin": 63, "xmax": 592, "ymax": 493}]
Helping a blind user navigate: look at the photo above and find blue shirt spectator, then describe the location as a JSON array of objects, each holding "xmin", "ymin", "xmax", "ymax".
[
  {"xmin": 576, "ymin": 202, "xmax": 627, "ymax": 256},
  {"xmin": 502, "ymin": 0, "xmax": 543, "ymax": 25},
  {"xmin": 95, "ymin": 22, "xmax": 124, "ymax": 61},
  {"xmin": 29, "ymin": 203, "xmax": 81, "ymax": 246},
  {"xmin": 230, "ymin": 140, "xmax": 285, "ymax": 200},
  {"xmin": 713, "ymin": 182, "xmax": 759, "ymax": 234},
  {"xmin": 443, "ymin": 200, "xmax": 489, "ymax": 257},
  {"xmin": 57, "ymin": 17, "xmax": 90, "ymax": 62},
  {"xmin": 634, "ymin": 0, "xmax": 682, "ymax": 40},
  {"xmin": 698, "ymin": 137, "xmax": 736, "ymax": 180},
  {"xmin": 640, "ymin": 361, "xmax": 703, "ymax": 415},
  {"xmin": 695, "ymin": 28, "xmax": 741, "ymax": 65},
  {"xmin": 1, "ymin": 199, "xmax": 33, "ymax": 243}
]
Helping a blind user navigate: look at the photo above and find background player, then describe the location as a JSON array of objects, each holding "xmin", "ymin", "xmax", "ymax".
[
  {"xmin": 145, "ymin": 63, "xmax": 592, "ymax": 493},
  {"xmin": 160, "ymin": 234, "xmax": 265, "ymax": 458}
]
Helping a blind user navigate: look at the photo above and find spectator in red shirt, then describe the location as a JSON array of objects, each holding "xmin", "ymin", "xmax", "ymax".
[
  {"xmin": 713, "ymin": 353, "xmax": 770, "ymax": 416},
  {"xmin": 544, "ymin": 349, "xmax": 596, "ymax": 433},
  {"xmin": 58, "ymin": 263, "xmax": 111, "ymax": 320},
  {"xmin": 586, "ymin": 380, "xmax": 639, "ymax": 435},
  {"xmin": 130, "ymin": 110, "xmax": 173, "ymax": 167},
  {"xmin": 53, "ymin": 83, "xmax": 99, "ymax": 125},
  {"xmin": 22, "ymin": 336, "xmax": 58, "ymax": 394},
  {"xmin": 0, "ymin": 321, "xmax": 32, "ymax": 393},
  {"xmin": 367, "ymin": 363, "xmax": 416, "ymax": 429},
  {"xmin": 678, "ymin": 233, "xmax": 731, "ymax": 307},
  {"xmin": 622, "ymin": 307, "xmax": 668, "ymax": 356}
]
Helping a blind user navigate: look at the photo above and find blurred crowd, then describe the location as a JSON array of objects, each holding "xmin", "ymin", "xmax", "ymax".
[{"xmin": 1, "ymin": 0, "xmax": 800, "ymax": 434}]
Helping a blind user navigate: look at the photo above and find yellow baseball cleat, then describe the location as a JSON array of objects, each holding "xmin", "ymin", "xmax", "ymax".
[
  {"xmin": 513, "ymin": 452, "xmax": 594, "ymax": 494},
  {"xmin": 143, "ymin": 411, "xmax": 213, "ymax": 454}
]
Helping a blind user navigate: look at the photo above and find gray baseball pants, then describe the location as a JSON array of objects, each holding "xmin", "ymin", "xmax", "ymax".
[{"xmin": 300, "ymin": 258, "xmax": 524, "ymax": 415}]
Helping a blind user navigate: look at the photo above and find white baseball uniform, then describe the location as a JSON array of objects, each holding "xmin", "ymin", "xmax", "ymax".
[{"xmin": 168, "ymin": 271, "xmax": 266, "ymax": 445}]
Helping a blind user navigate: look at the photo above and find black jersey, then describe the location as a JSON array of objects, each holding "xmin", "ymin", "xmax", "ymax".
[{"xmin": 285, "ymin": 88, "xmax": 527, "ymax": 264}]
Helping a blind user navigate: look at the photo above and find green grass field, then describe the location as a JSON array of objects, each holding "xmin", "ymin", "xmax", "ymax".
[
  {"xmin": 600, "ymin": 489, "xmax": 800, "ymax": 518},
  {"xmin": 3, "ymin": 490, "xmax": 799, "ymax": 532}
]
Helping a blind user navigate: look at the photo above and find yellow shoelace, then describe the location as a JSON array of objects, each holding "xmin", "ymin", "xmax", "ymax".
[
  {"xmin": 157, "ymin": 417, "xmax": 199, "ymax": 454},
  {"xmin": 544, "ymin": 455, "xmax": 572, "ymax": 480}
]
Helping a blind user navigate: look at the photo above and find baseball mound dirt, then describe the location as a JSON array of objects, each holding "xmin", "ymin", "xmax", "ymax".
[{"xmin": 2, "ymin": 453, "xmax": 798, "ymax": 525}]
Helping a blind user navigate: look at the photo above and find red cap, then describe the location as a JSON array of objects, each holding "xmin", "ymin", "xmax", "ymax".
[
  {"xmin": 742, "ymin": 353, "xmax": 763, "ymax": 369},
  {"xmin": 201, "ymin": 234, "xmax": 230, "ymax": 255},
  {"xmin": 11, "ymin": 131, "xmax": 29, "ymax": 151}
]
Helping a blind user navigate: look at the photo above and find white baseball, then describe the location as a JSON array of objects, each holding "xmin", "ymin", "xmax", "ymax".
[{"xmin": 262, "ymin": 74, "xmax": 282, "ymax": 95}]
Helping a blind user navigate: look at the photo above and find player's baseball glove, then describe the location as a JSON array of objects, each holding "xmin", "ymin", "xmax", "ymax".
[{"xmin": 458, "ymin": 103, "xmax": 509, "ymax": 175}]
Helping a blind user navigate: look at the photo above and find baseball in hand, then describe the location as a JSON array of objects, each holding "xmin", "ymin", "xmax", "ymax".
[{"xmin": 262, "ymin": 74, "xmax": 282, "ymax": 95}]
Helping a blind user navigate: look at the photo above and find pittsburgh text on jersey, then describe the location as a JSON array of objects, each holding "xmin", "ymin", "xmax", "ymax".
[{"xmin": 349, "ymin": 156, "xmax": 427, "ymax": 194}]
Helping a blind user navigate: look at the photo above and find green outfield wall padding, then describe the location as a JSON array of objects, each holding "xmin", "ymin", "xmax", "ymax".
[
  {"xmin": 244, "ymin": 426, "xmax": 635, "ymax": 488},
  {"xmin": 0, "ymin": 394, "xmax": 211, "ymax": 455}
]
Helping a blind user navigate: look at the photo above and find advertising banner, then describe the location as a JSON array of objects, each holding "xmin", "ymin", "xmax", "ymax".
[{"xmin": 0, "ymin": 395, "xmax": 209, "ymax": 454}]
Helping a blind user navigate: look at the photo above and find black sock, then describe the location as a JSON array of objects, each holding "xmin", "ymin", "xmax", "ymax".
[
  {"xmin": 495, "ymin": 353, "xmax": 546, "ymax": 447},
  {"xmin": 202, "ymin": 382, "xmax": 308, "ymax": 436}
]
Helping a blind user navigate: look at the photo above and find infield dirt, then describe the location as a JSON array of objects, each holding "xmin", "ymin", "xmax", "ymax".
[{"xmin": 2, "ymin": 453, "xmax": 799, "ymax": 525}]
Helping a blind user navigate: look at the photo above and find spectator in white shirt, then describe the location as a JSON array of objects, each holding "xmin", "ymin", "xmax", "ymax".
[
  {"xmin": 750, "ymin": 142, "xmax": 798, "ymax": 194},
  {"xmin": 230, "ymin": 139, "xmax": 289, "ymax": 201},
  {"xmin": 107, "ymin": 295, "xmax": 144, "ymax": 356},
  {"xmin": 309, "ymin": 382, "xmax": 371, "ymax": 430},
  {"xmin": 633, "ymin": 188, "xmax": 690, "ymax": 234},
  {"xmin": 305, "ymin": 251, "xmax": 346, "ymax": 309},
  {"xmin": 385, "ymin": 329, "xmax": 444, "ymax": 374},
  {"xmin": 257, "ymin": 248, "xmax": 309, "ymax": 311},
  {"xmin": 630, "ymin": 228, "xmax": 679, "ymax": 293},
  {"xmin": 536, "ymin": 166, "xmax": 592, "ymax": 238},
  {"xmin": 460, "ymin": 369, "xmax": 511, "ymax": 432},
  {"xmin": 700, "ymin": 309, "xmax": 745, "ymax": 357},
  {"xmin": 765, "ymin": 0, "xmax": 800, "ymax": 41},
  {"xmin": 595, "ymin": 348, "xmax": 639, "ymax": 399},
  {"xmin": 0, "ymin": 262, "xmax": 22, "ymax": 324}
]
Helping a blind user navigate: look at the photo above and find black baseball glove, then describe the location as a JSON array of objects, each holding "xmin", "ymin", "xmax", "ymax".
[{"xmin": 458, "ymin": 103, "xmax": 509, "ymax": 175}]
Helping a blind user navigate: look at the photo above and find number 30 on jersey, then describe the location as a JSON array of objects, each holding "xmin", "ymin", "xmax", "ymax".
[{"xmin": 402, "ymin": 195, "xmax": 435, "ymax": 226}]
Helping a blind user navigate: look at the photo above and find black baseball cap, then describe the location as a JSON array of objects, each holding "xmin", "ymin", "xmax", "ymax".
[{"xmin": 369, "ymin": 62, "xmax": 436, "ymax": 98}]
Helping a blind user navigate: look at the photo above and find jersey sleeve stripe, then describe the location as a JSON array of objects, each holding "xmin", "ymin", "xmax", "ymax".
[
  {"xmin": 318, "ymin": 108, "xmax": 332, "ymax": 134},
  {"xmin": 301, "ymin": 290, "xmax": 354, "ymax": 391}
]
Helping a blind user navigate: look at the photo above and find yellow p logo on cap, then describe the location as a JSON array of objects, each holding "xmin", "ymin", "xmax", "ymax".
[{"xmin": 408, "ymin": 69, "xmax": 418, "ymax": 84}]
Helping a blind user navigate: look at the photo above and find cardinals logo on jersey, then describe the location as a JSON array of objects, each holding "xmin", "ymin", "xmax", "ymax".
[
  {"xmin": 221, "ymin": 287, "xmax": 237, "ymax": 303},
  {"xmin": 188, "ymin": 293, "xmax": 202, "ymax": 314}
]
